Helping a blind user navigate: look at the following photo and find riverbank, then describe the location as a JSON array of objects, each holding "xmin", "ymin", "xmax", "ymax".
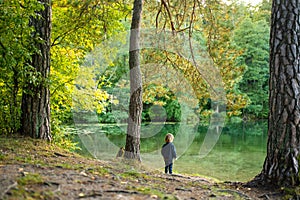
[{"xmin": 0, "ymin": 136, "xmax": 283, "ymax": 199}]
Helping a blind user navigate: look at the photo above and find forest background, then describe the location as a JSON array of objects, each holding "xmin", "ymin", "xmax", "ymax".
[{"xmin": 0, "ymin": 0, "xmax": 271, "ymax": 149}]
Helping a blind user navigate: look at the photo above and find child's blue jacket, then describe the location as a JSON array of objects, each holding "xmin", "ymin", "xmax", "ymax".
[{"xmin": 161, "ymin": 142, "xmax": 177, "ymax": 165}]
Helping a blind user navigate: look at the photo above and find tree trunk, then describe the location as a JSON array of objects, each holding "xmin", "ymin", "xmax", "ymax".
[
  {"xmin": 257, "ymin": 0, "xmax": 300, "ymax": 187},
  {"xmin": 124, "ymin": 0, "xmax": 143, "ymax": 161},
  {"xmin": 21, "ymin": 0, "xmax": 52, "ymax": 141}
]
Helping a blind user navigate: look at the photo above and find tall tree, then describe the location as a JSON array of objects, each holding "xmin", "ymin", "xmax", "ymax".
[
  {"xmin": 254, "ymin": 0, "xmax": 300, "ymax": 186},
  {"xmin": 124, "ymin": 0, "xmax": 143, "ymax": 160},
  {"xmin": 0, "ymin": 1, "xmax": 43, "ymax": 134},
  {"xmin": 21, "ymin": 0, "xmax": 52, "ymax": 140}
]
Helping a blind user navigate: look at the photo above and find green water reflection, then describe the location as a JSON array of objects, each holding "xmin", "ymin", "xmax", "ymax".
[
  {"xmin": 178, "ymin": 121, "xmax": 267, "ymax": 182},
  {"xmin": 75, "ymin": 121, "xmax": 267, "ymax": 182}
]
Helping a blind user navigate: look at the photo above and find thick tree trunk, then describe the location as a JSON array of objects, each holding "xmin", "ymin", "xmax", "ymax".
[
  {"xmin": 124, "ymin": 0, "xmax": 143, "ymax": 161},
  {"xmin": 21, "ymin": 0, "xmax": 52, "ymax": 141},
  {"xmin": 257, "ymin": 0, "xmax": 300, "ymax": 187}
]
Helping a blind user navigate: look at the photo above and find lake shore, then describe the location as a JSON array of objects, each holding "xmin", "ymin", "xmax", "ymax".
[
  {"xmin": 75, "ymin": 121, "xmax": 268, "ymax": 182},
  {"xmin": 0, "ymin": 136, "xmax": 283, "ymax": 199}
]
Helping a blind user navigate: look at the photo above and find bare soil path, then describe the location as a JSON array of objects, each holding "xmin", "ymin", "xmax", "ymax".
[{"xmin": 0, "ymin": 136, "xmax": 283, "ymax": 199}]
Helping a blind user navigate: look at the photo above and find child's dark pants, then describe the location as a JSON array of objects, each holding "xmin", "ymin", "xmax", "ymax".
[{"xmin": 165, "ymin": 163, "xmax": 173, "ymax": 174}]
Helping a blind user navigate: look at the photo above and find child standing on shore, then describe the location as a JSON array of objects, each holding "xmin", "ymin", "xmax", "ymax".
[{"xmin": 161, "ymin": 133, "xmax": 177, "ymax": 174}]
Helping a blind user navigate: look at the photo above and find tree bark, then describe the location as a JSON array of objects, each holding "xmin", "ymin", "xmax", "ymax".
[
  {"xmin": 21, "ymin": 0, "xmax": 52, "ymax": 141},
  {"xmin": 124, "ymin": 0, "xmax": 143, "ymax": 161},
  {"xmin": 257, "ymin": 0, "xmax": 300, "ymax": 187}
]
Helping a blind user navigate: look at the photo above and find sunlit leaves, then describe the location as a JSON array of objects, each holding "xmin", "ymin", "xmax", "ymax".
[
  {"xmin": 143, "ymin": 84, "xmax": 173, "ymax": 106},
  {"xmin": 140, "ymin": 0, "xmax": 253, "ymax": 118},
  {"xmin": 201, "ymin": 1, "xmax": 250, "ymax": 117},
  {"xmin": 0, "ymin": 0, "xmax": 272, "ymax": 138},
  {"xmin": 0, "ymin": 0, "xmax": 44, "ymax": 133},
  {"xmin": 51, "ymin": 0, "xmax": 131, "ymax": 50},
  {"xmin": 72, "ymin": 63, "xmax": 110, "ymax": 114},
  {"xmin": 50, "ymin": 0, "xmax": 131, "ymax": 123}
]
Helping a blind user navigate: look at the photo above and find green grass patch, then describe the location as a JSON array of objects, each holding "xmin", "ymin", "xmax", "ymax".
[
  {"xmin": 17, "ymin": 173, "xmax": 44, "ymax": 186},
  {"xmin": 119, "ymin": 170, "xmax": 151, "ymax": 181},
  {"xmin": 10, "ymin": 173, "xmax": 56, "ymax": 199},
  {"xmin": 9, "ymin": 186, "xmax": 55, "ymax": 200},
  {"xmin": 0, "ymin": 152, "xmax": 6, "ymax": 160},
  {"xmin": 128, "ymin": 185, "xmax": 176, "ymax": 199},
  {"xmin": 87, "ymin": 166, "xmax": 109, "ymax": 176}
]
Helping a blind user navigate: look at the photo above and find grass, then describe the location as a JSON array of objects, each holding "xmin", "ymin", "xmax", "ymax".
[
  {"xmin": 9, "ymin": 187, "xmax": 55, "ymax": 200},
  {"xmin": 127, "ymin": 185, "xmax": 176, "ymax": 199},
  {"xmin": 0, "ymin": 136, "xmax": 89, "ymax": 168},
  {"xmin": 7, "ymin": 173, "xmax": 56, "ymax": 200},
  {"xmin": 17, "ymin": 173, "xmax": 44, "ymax": 186},
  {"xmin": 120, "ymin": 170, "xmax": 145, "ymax": 179},
  {"xmin": 87, "ymin": 165, "xmax": 110, "ymax": 176}
]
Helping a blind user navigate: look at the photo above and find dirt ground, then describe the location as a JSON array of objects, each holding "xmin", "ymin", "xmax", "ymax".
[{"xmin": 0, "ymin": 136, "xmax": 284, "ymax": 200}]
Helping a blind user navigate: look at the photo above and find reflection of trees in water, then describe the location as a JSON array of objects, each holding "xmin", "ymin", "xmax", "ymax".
[
  {"xmin": 187, "ymin": 121, "xmax": 267, "ymax": 156},
  {"xmin": 198, "ymin": 121, "xmax": 223, "ymax": 158},
  {"xmin": 73, "ymin": 120, "xmax": 267, "ymax": 179},
  {"xmin": 140, "ymin": 123, "xmax": 180, "ymax": 153},
  {"xmin": 74, "ymin": 124, "xmax": 119, "ymax": 160},
  {"xmin": 76, "ymin": 123, "xmax": 181, "ymax": 156},
  {"xmin": 176, "ymin": 121, "xmax": 267, "ymax": 181},
  {"xmin": 223, "ymin": 120, "xmax": 267, "ymax": 136}
]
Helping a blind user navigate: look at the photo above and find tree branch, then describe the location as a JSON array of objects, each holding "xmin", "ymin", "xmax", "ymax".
[{"xmin": 161, "ymin": 0, "xmax": 176, "ymax": 33}]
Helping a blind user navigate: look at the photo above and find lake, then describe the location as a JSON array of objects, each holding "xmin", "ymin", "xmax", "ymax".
[{"xmin": 74, "ymin": 120, "xmax": 267, "ymax": 182}]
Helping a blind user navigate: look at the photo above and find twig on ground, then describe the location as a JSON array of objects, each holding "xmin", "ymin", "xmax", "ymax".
[
  {"xmin": 1, "ymin": 182, "xmax": 18, "ymax": 199},
  {"xmin": 104, "ymin": 190, "xmax": 139, "ymax": 194}
]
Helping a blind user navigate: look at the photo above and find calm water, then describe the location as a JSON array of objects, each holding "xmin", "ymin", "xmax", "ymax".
[{"xmin": 74, "ymin": 121, "xmax": 267, "ymax": 182}]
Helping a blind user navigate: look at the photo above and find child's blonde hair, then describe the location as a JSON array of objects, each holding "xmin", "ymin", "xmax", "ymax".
[{"xmin": 165, "ymin": 133, "xmax": 174, "ymax": 143}]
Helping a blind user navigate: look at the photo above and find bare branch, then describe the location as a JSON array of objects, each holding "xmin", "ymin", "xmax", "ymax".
[{"xmin": 161, "ymin": 0, "xmax": 176, "ymax": 33}]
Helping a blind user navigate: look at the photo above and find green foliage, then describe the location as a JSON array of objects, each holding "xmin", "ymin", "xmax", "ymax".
[
  {"xmin": 232, "ymin": 17, "xmax": 270, "ymax": 119},
  {"xmin": 201, "ymin": 1, "xmax": 251, "ymax": 117},
  {"xmin": 143, "ymin": 83, "xmax": 181, "ymax": 122},
  {"xmin": 98, "ymin": 112, "xmax": 117, "ymax": 123},
  {"xmin": 49, "ymin": 1, "xmax": 130, "ymax": 148},
  {"xmin": 51, "ymin": 124, "xmax": 79, "ymax": 151},
  {"xmin": 88, "ymin": 44, "xmax": 184, "ymax": 123},
  {"xmin": 253, "ymin": 0, "xmax": 272, "ymax": 25},
  {"xmin": 165, "ymin": 100, "xmax": 181, "ymax": 122},
  {"xmin": 0, "ymin": 0, "xmax": 43, "ymax": 134},
  {"xmin": 0, "ymin": 0, "xmax": 272, "ymax": 149},
  {"xmin": 144, "ymin": 1, "xmax": 255, "ymax": 118}
]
